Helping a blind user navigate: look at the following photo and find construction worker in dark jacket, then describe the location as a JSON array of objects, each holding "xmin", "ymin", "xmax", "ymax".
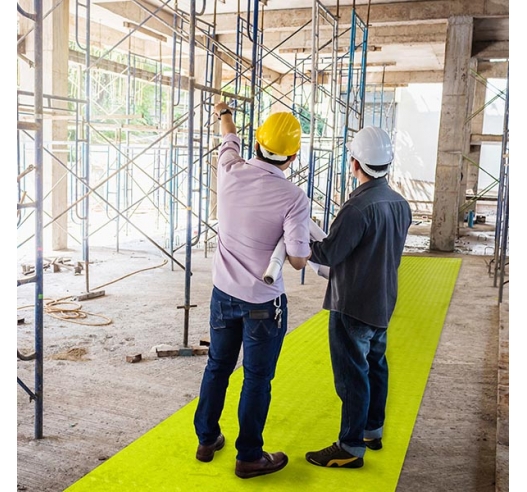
[{"xmin": 305, "ymin": 126, "xmax": 412, "ymax": 469}]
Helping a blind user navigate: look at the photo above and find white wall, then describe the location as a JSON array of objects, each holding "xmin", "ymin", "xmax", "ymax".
[
  {"xmin": 392, "ymin": 83, "xmax": 442, "ymax": 183},
  {"xmin": 479, "ymin": 78, "xmax": 507, "ymax": 196},
  {"xmin": 392, "ymin": 80, "xmax": 506, "ymax": 196}
]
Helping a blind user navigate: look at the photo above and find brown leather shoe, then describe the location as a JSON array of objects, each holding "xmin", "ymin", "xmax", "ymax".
[
  {"xmin": 196, "ymin": 433, "xmax": 225, "ymax": 462},
  {"xmin": 235, "ymin": 451, "xmax": 288, "ymax": 479}
]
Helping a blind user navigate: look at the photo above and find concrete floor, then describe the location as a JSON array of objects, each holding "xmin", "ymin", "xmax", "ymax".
[{"xmin": 16, "ymin": 224, "xmax": 509, "ymax": 491}]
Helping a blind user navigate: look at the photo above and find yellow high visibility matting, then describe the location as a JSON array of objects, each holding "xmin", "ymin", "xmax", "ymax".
[{"xmin": 66, "ymin": 255, "xmax": 461, "ymax": 492}]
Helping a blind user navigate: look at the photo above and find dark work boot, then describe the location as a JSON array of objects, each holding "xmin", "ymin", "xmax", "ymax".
[
  {"xmin": 235, "ymin": 451, "xmax": 288, "ymax": 479},
  {"xmin": 196, "ymin": 433, "xmax": 225, "ymax": 462}
]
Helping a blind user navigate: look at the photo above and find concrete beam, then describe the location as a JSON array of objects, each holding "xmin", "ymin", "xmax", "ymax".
[
  {"xmin": 91, "ymin": 2, "xmax": 508, "ymax": 79},
  {"xmin": 200, "ymin": 1, "xmax": 508, "ymax": 33},
  {"xmin": 472, "ymin": 41, "xmax": 509, "ymax": 60},
  {"xmin": 94, "ymin": 0, "xmax": 176, "ymax": 39},
  {"xmin": 96, "ymin": 1, "xmax": 508, "ymax": 38},
  {"xmin": 470, "ymin": 133, "xmax": 504, "ymax": 145},
  {"xmin": 366, "ymin": 70, "xmax": 444, "ymax": 85},
  {"xmin": 216, "ymin": 21, "xmax": 448, "ymax": 54},
  {"xmin": 273, "ymin": 69, "xmax": 443, "ymax": 86},
  {"xmin": 70, "ymin": 10, "xmax": 175, "ymax": 61},
  {"xmin": 477, "ymin": 61, "xmax": 508, "ymax": 78}
]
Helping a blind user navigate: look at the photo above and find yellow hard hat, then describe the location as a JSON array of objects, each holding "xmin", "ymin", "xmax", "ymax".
[{"xmin": 255, "ymin": 112, "xmax": 301, "ymax": 156}]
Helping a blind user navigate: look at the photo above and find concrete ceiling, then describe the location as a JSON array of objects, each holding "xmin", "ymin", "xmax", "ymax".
[{"xmin": 88, "ymin": 0, "xmax": 509, "ymax": 85}]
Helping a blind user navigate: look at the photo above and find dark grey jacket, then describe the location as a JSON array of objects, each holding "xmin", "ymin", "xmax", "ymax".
[{"xmin": 310, "ymin": 178, "xmax": 412, "ymax": 328}]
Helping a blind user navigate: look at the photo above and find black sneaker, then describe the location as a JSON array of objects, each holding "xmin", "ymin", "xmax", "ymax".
[
  {"xmin": 305, "ymin": 442, "xmax": 364, "ymax": 468},
  {"xmin": 364, "ymin": 437, "xmax": 383, "ymax": 450}
]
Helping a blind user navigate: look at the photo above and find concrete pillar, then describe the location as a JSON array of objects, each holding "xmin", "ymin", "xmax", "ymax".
[
  {"xmin": 18, "ymin": 0, "xmax": 69, "ymax": 251},
  {"xmin": 45, "ymin": 0, "xmax": 70, "ymax": 251},
  {"xmin": 466, "ymin": 65, "xmax": 487, "ymax": 207},
  {"xmin": 430, "ymin": 16, "xmax": 473, "ymax": 252},
  {"xmin": 458, "ymin": 57, "xmax": 478, "ymax": 223}
]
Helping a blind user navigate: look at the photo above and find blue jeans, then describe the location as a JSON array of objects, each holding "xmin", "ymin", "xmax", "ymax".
[
  {"xmin": 328, "ymin": 311, "xmax": 388, "ymax": 458},
  {"xmin": 193, "ymin": 286, "xmax": 287, "ymax": 462}
]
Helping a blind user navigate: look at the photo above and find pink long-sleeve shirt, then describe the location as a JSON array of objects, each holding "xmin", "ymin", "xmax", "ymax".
[{"xmin": 212, "ymin": 133, "xmax": 311, "ymax": 303}]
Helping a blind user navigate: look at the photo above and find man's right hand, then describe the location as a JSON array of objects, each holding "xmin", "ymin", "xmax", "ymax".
[
  {"xmin": 214, "ymin": 102, "xmax": 236, "ymax": 137},
  {"xmin": 214, "ymin": 101, "xmax": 231, "ymax": 119}
]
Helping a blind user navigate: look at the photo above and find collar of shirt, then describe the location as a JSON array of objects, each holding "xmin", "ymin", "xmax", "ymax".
[
  {"xmin": 246, "ymin": 157, "xmax": 287, "ymax": 179},
  {"xmin": 348, "ymin": 177, "xmax": 388, "ymax": 199}
]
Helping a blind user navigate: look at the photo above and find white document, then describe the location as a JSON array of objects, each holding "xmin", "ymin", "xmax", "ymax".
[
  {"xmin": 262, "ymin": 219, "xmax": 330, "ymax": 285},
  {"xmin": 307, "ymin": 220, "xmax": 330, "ymax": 280}
]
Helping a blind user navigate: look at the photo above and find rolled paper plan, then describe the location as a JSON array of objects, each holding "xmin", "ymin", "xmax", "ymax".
[
  {"xmin": 263, "ymin": 236, "xmax": 286, "ymax": 285},
  {"xmin": 262, "ymin": 220, "xmax": 330, "ymax": 285}
]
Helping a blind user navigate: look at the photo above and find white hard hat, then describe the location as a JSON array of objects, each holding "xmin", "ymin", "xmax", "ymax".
[{"xmin": 346, "ymin": 126, "xmax": 394, "ymax": 178}]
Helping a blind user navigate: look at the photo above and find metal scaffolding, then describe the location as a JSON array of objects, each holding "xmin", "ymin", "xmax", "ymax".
[
  {"xmin": 17, "ymin": 0, "xmax": 372, "ymax": 438},
  {"xmin": 17, "ymin": 0, "xmax": 45, "ymax": 440},
  {"xmin": 460, "ymin": 69, "xmax": 509, "ymax": 220},
  {"xmin": 493, "ymin": 67, "xmax": 509, "ymax": 301}
]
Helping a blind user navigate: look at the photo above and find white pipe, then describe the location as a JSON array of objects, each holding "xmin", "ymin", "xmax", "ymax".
[{"xmin": 262, "ymin": 219, "xmax": 330, "ymax": 285}]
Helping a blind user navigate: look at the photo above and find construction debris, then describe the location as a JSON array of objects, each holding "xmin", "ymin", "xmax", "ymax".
[
  {"xmin": 151, "ymin": 343, "xmax": 209, "ymax": 358},
  {"xmin": 72, "ymin": 290, "xmax": 105, "ymax": 301}
]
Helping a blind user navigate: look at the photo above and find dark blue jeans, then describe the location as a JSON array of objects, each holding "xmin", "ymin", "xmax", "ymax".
[
  {"xmin": 329, "ymin": 311, "xmax": 388, "ymax": 458},
  {"xmin": 194, "ymin": 286, "xmax": 287, "ymax": 462}
]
